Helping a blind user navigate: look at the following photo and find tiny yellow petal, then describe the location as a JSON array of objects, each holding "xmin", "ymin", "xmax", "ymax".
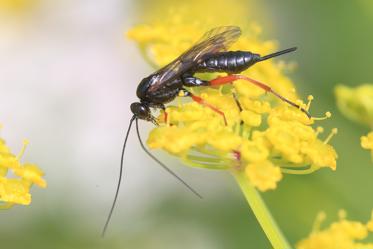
[
  {"xmin": 0, "ymin": 127, "xmax": 47, "ymax": 207},
  {"xmin": 233, "ymin": 80, "xmax": 265, "ymax": 98},
  {"xmin": 240, "ymin": 139, "xmax": 269, "ymax": 162},
  {"xmin": 245, "ymin": 160, "xmax": 282, "ymax": 192},
  {"xmin": 0, "ymin": 154, "xmax": 21, "ymax": 170},
  {"xmin": 147, "ymin": 126, "xmax": 207, "ymax": 155},
  {"xmin": 239, "ymin": 98, "xmax": 271, "ymax": 114},
  {"xmin": 14, "ymin": 163, "xmax": 47, "ymax": 188},
  {"xmin": 303, "ymin": 140, "xmax": 337, "ymax": 171},
  {"xmin": 361, "ymin": 132, "xmax": 373, "ymax": 150},
  {"xmin": 0, "ymin": 139, "xmax": 11, "ymax": 154},
  {"xmin": 207, "ymin": 131, "xmax": 242, "ymax": 152},
  {"xmin": 0, "ymin": 177, "xmax": 31, "ymax": 205},
  {"xmin": 240, "ymin": 110, "xmax": 262, "ymax": 127}
]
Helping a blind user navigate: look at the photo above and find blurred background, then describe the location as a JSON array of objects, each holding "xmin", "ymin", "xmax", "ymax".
[{"xmin": 1, "ymin": 0, "xmax": 373, "ymax": 248}]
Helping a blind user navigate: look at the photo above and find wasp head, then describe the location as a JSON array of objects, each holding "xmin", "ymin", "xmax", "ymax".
[{"xmin": 130, "ymin": 102, "xmax": 158, "ymax": 125}]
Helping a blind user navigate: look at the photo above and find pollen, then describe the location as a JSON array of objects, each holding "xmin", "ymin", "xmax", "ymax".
[{"xmin": 178, "ymin": 90, "xmax": 185, "ymax": 97}]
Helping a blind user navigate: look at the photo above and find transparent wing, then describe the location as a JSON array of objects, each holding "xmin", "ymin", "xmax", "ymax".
[{"xmin": 148, "ymin": 26, "xmax": 241, "ymax": 92}]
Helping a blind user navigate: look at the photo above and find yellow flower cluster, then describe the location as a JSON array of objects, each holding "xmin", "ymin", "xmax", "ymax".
[
  {"xmin": 128, "ymin": 1, "xmax": 341, "ymax": 248},
  {"xmin": 0, "ymin": 129, "xmax": 46, "ymax": 209},
  {"xmin": 335, "ymin": 84, "xmax": 373, "ymax": 158},
  {"xmin": 128, "ymin": 4, "xmax": 337, "ymax": 192},
  {"xmin": 297, "ymin": 211, "xmax": 373, "ymax": 249},
  {"xmin": 147, "ymin": 86, "xmax": 336, "ymax": 191}
]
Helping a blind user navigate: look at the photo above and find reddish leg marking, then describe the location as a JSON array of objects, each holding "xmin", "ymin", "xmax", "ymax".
[
  {"xmin": 211, "ymin": 74, "xmax": 270, "ymax": 91},
  {"xmin": 209, "ymin": 74, "xmax": 311, "ymax": 118},
  {"xmin": 164, "ymin": 110, "xmax": 168, "ymax": 123},
  {"xmin": 232, "ymin": 150, "xmax": 241, "ymax": 160},
  {"xmin": 191, "ymin": 95, "xmax": 228, "ymax": 126}
]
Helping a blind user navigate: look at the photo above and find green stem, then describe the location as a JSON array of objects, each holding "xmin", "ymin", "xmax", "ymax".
[
  {"xmin": 281, "ymin": 167, "xmax": 317, "ymax": 175},
  {"xmin": 181, "ymin": 157, "xmax": 230, "ymax": 170},
  {"xmin": 232, "ymin": 170, "xmax": 292, "ymax": 249}
]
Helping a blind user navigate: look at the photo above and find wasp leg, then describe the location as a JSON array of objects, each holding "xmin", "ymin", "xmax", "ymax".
[
  {"xmin": 209, "ymin": 74, "xmax": 311, "ymax": 118},
  {"xmin": 160, "ymin": 105, "xmax": 168, "ymax": 124},
  {"xmin": 159, "ymin": 105, "xmax": 169, "ymax": 124},
  {"xmin": 181, "ymin": 89, "xmax": 228, "ymax": 125},
  {"xmin": 148, "ymin": 103, "xmax": 168, "ymax": 124},
  {"xmin": 232, "ymin": 92, "xmax": 243, "ymax": 112},
  {"xmin": 182, "ymin": 74, "xmax": 209, "ymax": 87},
  {"xmin": 231, "ymin": 92, "xmax": 244, "ymax": 126},
  {"xmin": 164, "ymin": 110, "xmax": 169, "ymax": 124}
]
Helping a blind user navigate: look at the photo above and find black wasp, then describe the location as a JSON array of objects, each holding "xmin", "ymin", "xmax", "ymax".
[{"xmin": 102, "ymin": 26, "xmax": 309, "ymax": 236}]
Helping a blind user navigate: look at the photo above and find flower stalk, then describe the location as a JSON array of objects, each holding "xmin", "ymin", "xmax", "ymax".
[{"xmin": 233, "ymin": 170, "xmax": 292, "ymax": 249}]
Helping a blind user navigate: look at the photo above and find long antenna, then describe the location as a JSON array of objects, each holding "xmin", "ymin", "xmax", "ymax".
[
  {"xmin": 259, "ymin": 47, "xmax": 297, "ymax": 61},
  {"xmin": 101, "ymin": 115, "xmax": 136, "ymax": 237},
  {"xmin": 135, "ymin": 119, "xmax": 202, "ymax": 199}
]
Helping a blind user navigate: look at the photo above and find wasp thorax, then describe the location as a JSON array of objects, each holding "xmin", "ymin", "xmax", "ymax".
[{"xmin": 130, "ymin": 102, "xmax": 151, "ymax": 120}]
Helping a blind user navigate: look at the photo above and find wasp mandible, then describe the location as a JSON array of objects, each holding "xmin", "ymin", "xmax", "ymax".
[{"xmin": 102, "ymin": 26, "xmax": 308, "ymax": 236}]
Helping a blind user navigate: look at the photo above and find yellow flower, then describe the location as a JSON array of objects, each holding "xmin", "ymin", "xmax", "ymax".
[
  {"xmin": 335, "ymin": 84, "xmax": 373, "ymax": 159},
  {"xmin": 147, "ymin": 88, "xmax": 336, "ymax": 191},
  {"xmin": 0, "ymin": 178, "xmax": 31, "ymax": 205},
  {"xmin": 129, "ymin": 3, "xmax": 337, "ymax": 192},
  {"xmin": 0, "ymin": 129, "xmax": 46, "ymax": 208},
  {"xmin": 297, "ymin": 210, "xmax": 373, "ymax": 249},
  {"xmin": 240, "ymin": 138, "xmax": 269, "ymax": 162},
  {"xmin": 361, "ymin": 131, "xmax": 373, "ymax": 159},
  {"xmin": 335, "ymin": 84, "xmax": 373, "ymax": 127},
  {"xmin": 361, "ymin": 132, "xmax": 373, "ymax": 149},
  {"xmin": 245, "ymin": 160, "xmax": 282, "ymax": 191},
  {"xmin": 14, "ymin": 163, "xmax": 47, "ymax": 188}
]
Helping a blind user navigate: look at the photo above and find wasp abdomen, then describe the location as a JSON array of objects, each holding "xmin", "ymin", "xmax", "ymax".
[{"xmin": 196, "ymin": 51, "xmax": 261, "ymax": 74}]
